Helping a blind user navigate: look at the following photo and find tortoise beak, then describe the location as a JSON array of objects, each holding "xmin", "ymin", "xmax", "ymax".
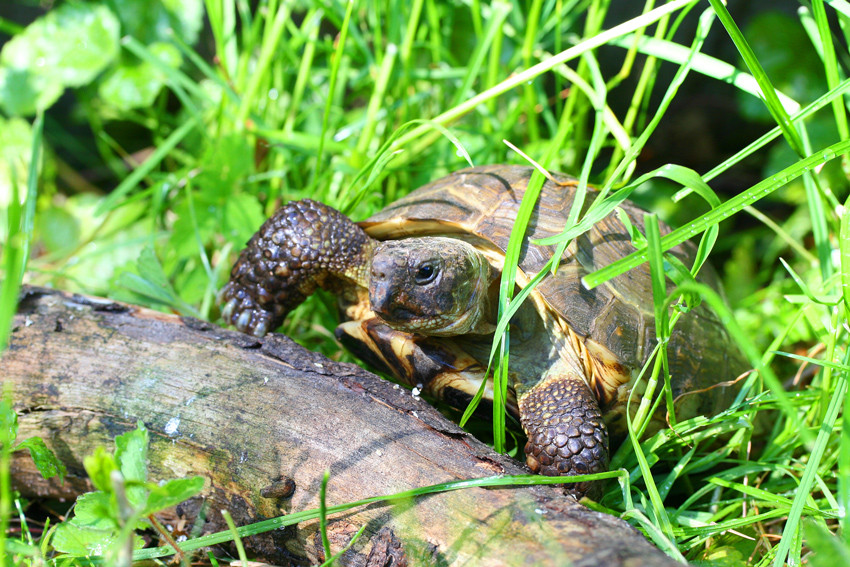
[
  {"xmin": 369, "ymin": 266, "xmax": 418, "ymax": 325},
  {"xmin": 369, "ymin": 281, "xmax": 393, "ymax": 320},
  {"xmin": 369, "ymin": 255, "xmax": 394, "ymax": 317}
]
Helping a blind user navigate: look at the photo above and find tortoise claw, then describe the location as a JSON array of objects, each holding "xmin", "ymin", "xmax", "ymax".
[
  {"xmin": 218, "ymin": 280, "xmax": 278, "ymax": 337},
  {"xmin": 519, "ymin": 374, "xmax": 609, "ymax": 497},
  {"xmin": 220, "ymin": 297, "xmax": 238, "ymax": 322},
  {"xmin": 235, "ymin": 309, "xmax": 252, "ymax": 332}
]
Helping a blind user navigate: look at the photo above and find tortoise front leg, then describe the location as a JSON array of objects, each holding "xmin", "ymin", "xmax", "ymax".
[
  {"xmin": 519, "ymin": 374, "xmax": 609, "ymax": 496},
  {"xmin": 219, "ymin": 199, "xmax": 375, "ymax": 337},
  {"xmin": 336, "ymin": 318, "xmax": 518, "ymax": 415}
]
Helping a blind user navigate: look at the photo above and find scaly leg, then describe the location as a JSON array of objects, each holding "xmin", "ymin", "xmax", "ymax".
[
  {"xmin": 519, "ymin": 374, "xmax": 609, "ymax": 496},
  {"xmin": 219, "ymin": 199, "xmax": 375, "ymax": 337}
]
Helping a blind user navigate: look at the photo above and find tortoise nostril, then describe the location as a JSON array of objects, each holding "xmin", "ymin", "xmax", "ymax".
[{"xmin": 371, "ymin": 269, "xmax": 386, "ymax": 281}]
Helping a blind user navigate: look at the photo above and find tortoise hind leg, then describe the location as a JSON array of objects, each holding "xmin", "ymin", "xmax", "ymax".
[{"xmin": 518, "ymin": 374, "xmax": 609, "ymax": 496}]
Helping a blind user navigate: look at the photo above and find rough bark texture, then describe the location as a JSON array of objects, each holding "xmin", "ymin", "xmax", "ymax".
[{"xmin": 5, "ymin": 286, "xmax": 680, "ymax": 566}]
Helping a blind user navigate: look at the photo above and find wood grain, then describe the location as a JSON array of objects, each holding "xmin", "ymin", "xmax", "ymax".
[{"xmin": 5, "ymin": 287, "xmax": 679, "ymax": 566}]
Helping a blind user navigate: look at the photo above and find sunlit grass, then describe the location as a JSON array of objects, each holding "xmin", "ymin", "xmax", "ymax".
[{"xmin": 0, "ymin": 0, "xmax": 847, "ymax": 564}]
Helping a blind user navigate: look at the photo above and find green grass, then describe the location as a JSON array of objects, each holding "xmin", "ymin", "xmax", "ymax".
[{"xmin": 0, "ymin": 0, "xmax": 848, "ymax": 565}]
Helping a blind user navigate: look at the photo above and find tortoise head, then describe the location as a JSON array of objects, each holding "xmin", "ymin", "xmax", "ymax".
[{"xmin": 369, "ymin": 237, "xmax": 494, "ymax": 337}]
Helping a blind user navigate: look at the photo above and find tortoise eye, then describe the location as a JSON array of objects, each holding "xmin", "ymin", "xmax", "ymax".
[{"xmin": 414, "ymin": 263, "xmax": 438, "ymax": 285}]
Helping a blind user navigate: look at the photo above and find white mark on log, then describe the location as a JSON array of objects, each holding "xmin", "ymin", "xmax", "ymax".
[{"xmin": 164, "ymin": 416, "xmax": 180, "ymax": 436}]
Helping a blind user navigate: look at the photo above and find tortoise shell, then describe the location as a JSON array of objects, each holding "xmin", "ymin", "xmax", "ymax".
[
  {"xmin": 360, "ymin": 164, "xmax": 744, "ymax": 425},
  {"xmin": 220, "ymin": 163, "xmax": 747, "ymax": 485}
]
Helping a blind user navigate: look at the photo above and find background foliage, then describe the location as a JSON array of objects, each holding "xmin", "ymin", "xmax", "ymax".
[{"xmin": 1, "ymin": 0, "xmax": 849, "ymax": 565}]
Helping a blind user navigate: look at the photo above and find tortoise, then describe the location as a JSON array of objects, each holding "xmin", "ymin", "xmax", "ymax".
[{"xmin": 218, "ymin": 164, "xmax": 745, "ymax": 491}]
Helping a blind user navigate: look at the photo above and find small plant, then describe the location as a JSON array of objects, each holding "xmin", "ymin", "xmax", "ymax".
[
  {"xmin": 0, "ymin": 394, "xmax": 66, "ymax": 564},
  {"xmin": 1, "ymin": 407, "xmax": 204, "ymax": 565},
  {"xmin": 48, "ymin": 422, "xmax": 205, "ymax": 565}
]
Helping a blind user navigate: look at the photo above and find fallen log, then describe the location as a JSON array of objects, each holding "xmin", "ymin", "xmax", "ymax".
[{"xmin": 5, "ymin": 286, "xmax": 679, "ymax": 566}]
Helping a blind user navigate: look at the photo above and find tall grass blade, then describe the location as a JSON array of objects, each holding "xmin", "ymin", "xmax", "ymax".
[
  {"xmin": 630, "ymin": 212, "xmax": 677, "ymax": 542},
  {"xmin": 583, "ymin": 139, "xmax": 850, "ymax": 289},
  {"xmin": 772, "ymin": 345, "xmax": 847, "ymax": 566},
  {"xmin": 391, "ymin": 0, "xmax": 701, "ymax": 150},
  {"xmin": 313, "ymin": 0, "xmax": 355, "ymax": 184},
  {"xmin": 606, "ymin": 33, "xmax": 800, "ymax": 114},
  {"xmin": 94, "ymin": 116, "xmax": 200, "ymax": 216},
  {"xmin": 810, "ymin": 1, "xmax": 849, "ymax": 141},
  {"xmin": 0, "ymin": 113, "xmax": 42, "ymax": 353},
  {"xmin": 706, "ymin": 0, "xmax": 804, "ymax": 154},
  {"xmin": 133, "ymin": 470, "xmax": 625, "ymax": 561}
]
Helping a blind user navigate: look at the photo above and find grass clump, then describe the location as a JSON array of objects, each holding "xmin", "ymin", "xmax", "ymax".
[{"xmin": 0, "ymin": 0, "xmax": 848, "ymax": 565}]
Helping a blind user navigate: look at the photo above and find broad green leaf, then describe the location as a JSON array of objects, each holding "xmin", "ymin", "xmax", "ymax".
[
  {"xmin": 222, "ymin": 194, "xmax": 265, "ymax": 247},
  {"xmin": 195, "ymin": 134, "xmax": 254, "ymax": 199},
  {"xmin": 0, "ymin": 67, "xmax": 63, "ymax": 117},
  {"xmin": 70, "ymin": 492, "xmax": 118, "ymax": 530},
  {"xmin": 118, "ymin": 272, "xmax": 176, "ymax": 307},
  {"xmin": 168, "ymin": 201, "xmax": 218, "ymax": 259},
  {"xmin": 48, "ymin": 193, "xmax": 150, "ymax": 294},
  {"xmin": 118, "ymin": 256, "xmax": 175, "ymax": 305},
  {"xmin": 36, "ymin": 206, "xmax": 80, "ymax": 254},
  {"xmin": 117, "ymin": 247, "xmax": 200, "ymax": 317},
  {"xmin": 143, "ymin": 476, "xmax": 205, "ymax": 515},
  {"xmin": 98, "ymin": 43, "xmax": 181, "ymax": 111},
  {"xmin": 0, "ymin": 3, "xmax": 119, "ymax": 115},
  {"xmin": 14, "ymin": 437, "xmax": 66, "ymax": 481},
  {"xmin": 83, "ymin": 446, "xmax": 119, "ymax": 494},
  {"xmin": 133, "ymin": 247, "xmax": 172, "ymax": 296},
  {"xmin": 699, "ymin": 545, "xmax": 750, "ymax": 566},
  {"xmin": 51, "ymin": 522, "xmax": 116, "ymax": 556},
  {"xmin": 114, "ymin": 422, "xmax": 149, "ymax": 509},
  {"xmin": 108, "ymin": 0, "xmax": 204, "ymax": 49}
]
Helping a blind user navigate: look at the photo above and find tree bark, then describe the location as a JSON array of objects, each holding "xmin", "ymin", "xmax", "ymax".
[{"xmin": 5, "ymin": 286, "xmax": 680, "ymax": 566}]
